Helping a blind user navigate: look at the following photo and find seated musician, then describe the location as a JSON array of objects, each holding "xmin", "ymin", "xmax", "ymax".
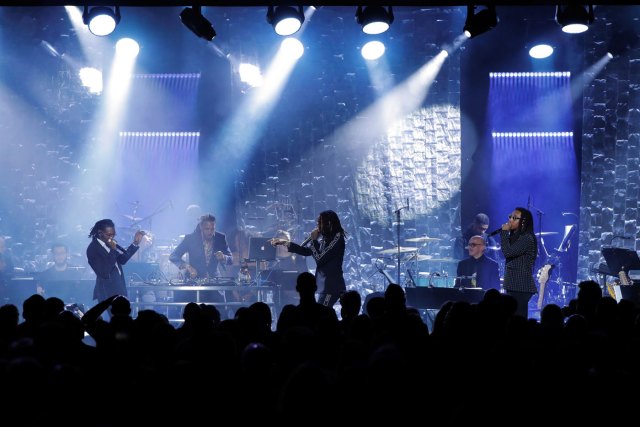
[
  {"xmin": 455, "ymin": 235, "xmax": 500, "ymax": 291},
  {"xmin": 35, "ymin": 242, "xmax": 90, "ymax": 305}
]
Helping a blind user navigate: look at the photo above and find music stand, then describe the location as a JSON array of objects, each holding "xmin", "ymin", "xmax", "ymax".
[
  {"xmin": 556, "ymin": 224, "xmax": 577, "ymax": 253},
  {"xmin": 601, "ymin": 246, "xmax": 640, "ymax": 275}
]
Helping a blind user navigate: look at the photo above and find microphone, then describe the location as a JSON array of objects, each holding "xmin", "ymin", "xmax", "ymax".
[
  {"xmin": 488, "ymin": 228, "xmax": 502, "ymax": 237},
  {"xmin": 115, "ymin": 243, "xmax": 127, "ymax": 253},
  {"xmin": 301, "ymin": 228, "xmax": 318, "ymax": 247}
]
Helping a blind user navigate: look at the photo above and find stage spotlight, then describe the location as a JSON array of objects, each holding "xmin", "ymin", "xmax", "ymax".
[
  {"xmin": 556, "ymin": 5, "xmax": 594, "ymax": 34},
  {"xmin": 180, "ymin": 6, "xmax": 216, "ymax": 41},
  {"xmin": 529, "ymin": 44, "xmax": 554, "ymax": 59},
  {"xmin": 267, "ymin": 6, "xmax": 305, "ymax": 36},
  {"xmin": 82, "ymin": 6, "xmax": 120, "ymax": 36},
  {"xmin": 361, "ymin": 40, "xmax": 385, "ymax": 60},
  {"xmin": 281, "ymin": 37, "xmax": 305, "ymax": 60},
  {"xmin": 79, "ymin": 67, "xmax": 103, "ymax": 94},
  {"xmin": 463, "ymin": 5, "xmax": 498, "ymax": 39},
  {"xmin": 356, "ymin": 6, "xmax": 394, "ymax": 35}
]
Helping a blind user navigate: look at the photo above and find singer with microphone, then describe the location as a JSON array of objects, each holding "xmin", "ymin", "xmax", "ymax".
[
  {"xmin": 497, "ymin": 207, "xmax": 538, "ymax": 318},
  {"xmin": 86, "ymin": 219, "xmax": 144, "ymax": 310},
  {"xmin": 271, "ymin": 210, "xmax": 347, "ymax": 309}
]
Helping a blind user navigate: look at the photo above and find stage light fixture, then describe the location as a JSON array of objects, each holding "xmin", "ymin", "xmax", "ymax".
[
  {"xmin": 356, "ymin": 6, "xmax": 394, "ymax": 35},
  {"xmin": 529, "ymin": 44, "xmax": 554, "ymax": 59},
  {"xmin": 556, "ymin": 5, "xmax": 594, "ymax": 34},
  {"xmin": 180, "ymin": 6, "xmax": 216, "ymax": 41},
  {"xmin": 463, "ymin": 5, "xmax": 498, "ymax": 39},
  {"xmin": 82, "ymin": 6, "xmax": 120, "ymax": 36},
  {"xmin": 267, "ymin": 6, "xmax": 305, "ymax": 36}
]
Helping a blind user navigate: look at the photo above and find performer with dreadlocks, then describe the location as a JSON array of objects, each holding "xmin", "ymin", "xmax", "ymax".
[
  {"xmin": 86, "ymin": 218, "xmax": 145, "ymax": 305},
  {"xmin": 271, "ymin": 210, "xmax": 347, "ymax": 309},
  {"xmin": 498, "ymin": 207, "xmax": 538, "ymax": 318}
]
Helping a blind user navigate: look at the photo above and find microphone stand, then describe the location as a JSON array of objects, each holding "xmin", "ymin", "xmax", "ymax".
[
  {"xmin": 394, "ymin": 203, "xmax": 409, "ymax": 286},
  {"xmin": 530, "ymin": 202, "xmax": 548, "ymax": 260}
]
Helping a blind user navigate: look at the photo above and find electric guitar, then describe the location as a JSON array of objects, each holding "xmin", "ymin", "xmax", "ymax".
[
  {"xmin": 619, "ymin": 269, "xmax": 632, "ymax": 287},
  {"xmin": 536, "ymin": 263, "xmax": 554, "ymax": 309}
]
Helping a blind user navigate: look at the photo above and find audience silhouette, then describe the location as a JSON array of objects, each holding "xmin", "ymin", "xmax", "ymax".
[{"xmin": 0, "ymin": 276, "xmax": 637, "ymax": 424}]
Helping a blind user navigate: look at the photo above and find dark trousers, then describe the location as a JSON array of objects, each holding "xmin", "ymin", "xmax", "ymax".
[{"xmin": 506, "ymin": 290, "xmax": 535, "ymax": 319}]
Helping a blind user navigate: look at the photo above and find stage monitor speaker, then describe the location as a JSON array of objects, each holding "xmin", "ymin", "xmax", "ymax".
[{"xmin": 405, "ymin": 287, "xmax": 485, "ymax": 310}]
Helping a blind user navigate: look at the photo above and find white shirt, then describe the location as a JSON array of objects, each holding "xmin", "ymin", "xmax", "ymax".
[{"xmin": 97, "ymin": 238, "xmax": 122, "ymax": 276}]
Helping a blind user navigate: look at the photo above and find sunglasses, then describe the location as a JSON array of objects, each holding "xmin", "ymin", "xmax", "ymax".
[
  {"xmin": 468, "ymin": 243, "xmax": 484, "ymax": 247},
  {"xmin": 508, "ymin": 215, "xmax": 521, "ymax": 221}
]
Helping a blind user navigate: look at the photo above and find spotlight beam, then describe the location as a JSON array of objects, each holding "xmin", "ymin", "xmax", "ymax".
[{"xmin": 327, "ymin": 50, "xmax": 449, "ymax": 157}]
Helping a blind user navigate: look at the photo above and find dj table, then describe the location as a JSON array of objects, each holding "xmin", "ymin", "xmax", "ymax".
[{"xmin": 127, "ymin": 282, "xmax": 281, "ymax": 321}]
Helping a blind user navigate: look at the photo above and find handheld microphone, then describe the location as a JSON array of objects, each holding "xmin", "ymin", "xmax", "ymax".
[
  {"xmin": 115, "ymin": 243, "xmax": 127, "ymax": 253},
  {"xmin": 488, "ymin": 228, "xmax": 502, "ymax": 237},
  {"xmin": 301, "ymin": 228, "xmax": 318, "ymax": 247}
]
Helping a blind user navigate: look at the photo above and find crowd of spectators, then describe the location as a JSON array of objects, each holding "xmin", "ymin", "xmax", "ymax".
[{"xmin": 0, "ymin": 276, "xmax": 638, "ymax": 424}]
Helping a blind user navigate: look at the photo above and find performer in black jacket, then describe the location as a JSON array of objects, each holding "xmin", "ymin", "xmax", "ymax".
[
  {"xmin": 499, "ymin": 207, "xmax": 538, "ymax": 318},
  {"xmin": 170, "ymin": 213, "xmax": 233, "ymax": 280},
  {"xmin": 271, "ymin": 210, "xmax": 346, "ymax": 309},
  {"xmin": 169, "ymin": 214, "xmax": 233, "ymax": 307},
  {"xmin": 86, "ymin": 219, "xmax": 144, "ymax": 304}
]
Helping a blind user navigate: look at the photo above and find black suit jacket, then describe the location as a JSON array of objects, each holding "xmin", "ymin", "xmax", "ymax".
[
  {"xmin": 87, "ymin": 238, "xmax": 138, "ymax": 302},
  {"xmin": 500, "ymin": 230, "xmax": 537, "ymax": 293},
  {"xmin": 288, "ymin": 232, "xmax": 346, "ymax": 295},
  {"xmin": 169, "ymin": 228, "xmax": 233, "ymax": 279}
]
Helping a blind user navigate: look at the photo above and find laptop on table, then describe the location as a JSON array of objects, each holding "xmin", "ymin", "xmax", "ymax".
[{"xmin": 247, "ymin": 237, "xmax": 277, "ymax": 261}]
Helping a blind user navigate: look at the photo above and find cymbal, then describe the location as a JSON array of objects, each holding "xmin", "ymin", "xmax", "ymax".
[
  {"xmin": 416, "ymin": 256, "xmax": 459, "ymax": 263},
  {"xmin": 377, "ymin": 246, "xmax": 418, "ymax": 255},
  {"xmin": 535, "ymin": 232, "xmax": 559, "ymax": 236},
  {"xmin": 406, "ymin": 236, "xmax": 441, "ymax": 243},
  {"xmin": 405, "ymin": 254, "xmax": 436, "ymax": 262}
]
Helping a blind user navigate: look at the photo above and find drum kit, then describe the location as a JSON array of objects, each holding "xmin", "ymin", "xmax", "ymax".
[
  {"xmin": 373, "ymin": 236, "xmax": 461, "ymax": 288},
  {"xmin": 372, "ymin": 229, "xmax": 568, "ymax": 292}
]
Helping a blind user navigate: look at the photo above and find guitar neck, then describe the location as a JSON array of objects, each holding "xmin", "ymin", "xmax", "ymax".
[{"xmin": 619, "ymin": 270, "xmax": 632, "ymax": 286}]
